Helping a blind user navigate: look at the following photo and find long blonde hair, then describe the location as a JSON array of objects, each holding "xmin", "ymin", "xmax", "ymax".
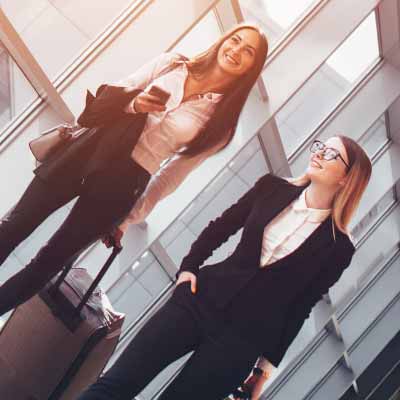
[{"xmin": 290, "ymin": 135, "xmax": 372, "ymax": 235}]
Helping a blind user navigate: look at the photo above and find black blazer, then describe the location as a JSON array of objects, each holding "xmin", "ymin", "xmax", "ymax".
[{"xmin": 177, "ymin": 173, "xmax": 355, "ymax": 367}]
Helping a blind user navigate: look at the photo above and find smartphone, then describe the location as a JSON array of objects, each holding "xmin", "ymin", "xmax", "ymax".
[{"xmin": 148, "ymin": 85, "xmax": 171, "ymax": 105}]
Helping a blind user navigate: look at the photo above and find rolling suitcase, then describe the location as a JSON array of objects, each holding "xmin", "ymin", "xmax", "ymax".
[{"xmin": 0, "ymin": 243, "xmax": 125, "ymax": 400}]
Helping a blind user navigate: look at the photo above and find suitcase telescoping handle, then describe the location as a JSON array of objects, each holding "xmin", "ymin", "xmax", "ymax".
[{"xmin": 51, "ymin": 239, "xmax": 122, "ymax": 313}]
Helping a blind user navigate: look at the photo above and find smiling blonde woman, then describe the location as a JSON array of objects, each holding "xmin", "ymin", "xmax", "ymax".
[{"xmin": 78, "ymin": 136, "xmax": 371, "ymax": 400}]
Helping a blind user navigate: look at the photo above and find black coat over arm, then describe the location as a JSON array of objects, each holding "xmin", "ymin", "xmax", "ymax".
[{"xmin": 34, "ymin": 85, "xmax": 147, "ymax": 185}]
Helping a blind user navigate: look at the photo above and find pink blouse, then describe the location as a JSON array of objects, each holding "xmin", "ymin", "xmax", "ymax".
[{"xmin": 114, "ymin": 53, "xmax": 225, "ymax": 229}]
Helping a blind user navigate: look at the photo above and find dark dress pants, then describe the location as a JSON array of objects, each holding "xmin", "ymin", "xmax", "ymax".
[
  {"xmin": 0, "ymin": 156, "xmax": 150, "ymax": 316},
  {"xmin": 77, "ymin": 282, "xmax": 260, "ymax": 400}
]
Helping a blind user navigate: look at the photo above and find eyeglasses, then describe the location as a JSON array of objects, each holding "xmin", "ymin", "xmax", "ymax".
[{"xmin": 310, "ymin": 140, "xmax": 350, "ymax": 169}]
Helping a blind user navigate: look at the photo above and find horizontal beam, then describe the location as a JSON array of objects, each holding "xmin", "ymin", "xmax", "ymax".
[{"xmin": 0, "ymin": 9, "xmax": 74, "ymax": 128}]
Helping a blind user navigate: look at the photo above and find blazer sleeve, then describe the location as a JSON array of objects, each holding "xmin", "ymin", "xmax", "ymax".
[
  {"xmin": 264, "ymin": 239, "xmax": 355, "ymax": 368},
  {"xmin": 177, "ymin": 173, "xmax": 274, "ymax": 277}
]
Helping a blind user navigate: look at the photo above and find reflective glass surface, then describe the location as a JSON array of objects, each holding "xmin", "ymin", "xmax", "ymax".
[
  {"xmin": 275, "ymin": 13, "xmax": 380, "ymax": 158},
  {"xmin": 0, "ymin": 41, "xmax": 38, "ymax": 134},
  {"xmin": 1, "ymin": 0, "xmax": 138, "ymax": 80},
  {"xmin": 239, "ymin": 0, "xmax": 322, "ymax": 49}
]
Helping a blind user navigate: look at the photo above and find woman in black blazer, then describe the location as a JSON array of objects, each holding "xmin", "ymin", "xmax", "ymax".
[{"xmin": 78, "ymin": 135, "xmax": 371, "ymax": 400}]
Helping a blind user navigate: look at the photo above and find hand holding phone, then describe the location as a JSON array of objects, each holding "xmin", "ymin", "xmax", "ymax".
[
  {"xmin": 147, "ymin": 85, "xmax": 171, "ymax": 105},
  {"xmin": 126, "ymin": 85, "xmax": 171, "ymax": 114}
]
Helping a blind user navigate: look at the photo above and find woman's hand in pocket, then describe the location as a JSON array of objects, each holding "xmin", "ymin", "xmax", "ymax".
[{"xmin": 176, "ymin": 271, "xmax": 197, "ymax": 294}]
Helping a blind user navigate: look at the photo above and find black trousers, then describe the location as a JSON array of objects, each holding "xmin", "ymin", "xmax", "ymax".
[
  {"xmin": 0, "ymin": 156, "xmax": 150, "ymax": 316},
  {"xmin": 77, "ymin": 282, "xmax": 260, "ymax": 400}
]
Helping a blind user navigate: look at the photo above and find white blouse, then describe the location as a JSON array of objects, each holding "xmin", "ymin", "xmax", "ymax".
[
  {"xmin": 260, "ymin": 189, "xmax": 331, "ymax": 267},
  {"xmin": 115, "ymin": 52, "xmax": 225, "ymax": 230}
]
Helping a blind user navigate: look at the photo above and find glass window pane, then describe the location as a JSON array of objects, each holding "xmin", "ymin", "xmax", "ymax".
[
  {"xmin": 326, "ymin": 13, "xmax": 380, "ymax": 84},
  {"xmin": 0, "ymin": 41, "xmax": 38, "ymax": 133},
  {"xmin": 331, "ymin": 194, "xmax": 400, "ymax": 313},
  {"xmin": 172, "ymin": 10, "xmax": 220, "ymax": 57},
  {"xmin": 276, "ymin": 12, "xmax": 380, "ymax": 158},
  {"xmin": 239, "ymin": 0, "xmax": 322, "ymax": 49},
  {"xmin": 358, "ymin": 114, "xmax": 389, "ymax": 158},
  {"xmin": 351, "ymin": 186, "xmax": 396, "ymax": 243},
  {"xmin": 0, "ymin": 44, "xmax": 11, "ymax": 127},
  {"xmin": 1, "ymin": 0, "xmax": 139, "ymax": 80},
  {"xmin": 339, "ymin": 243, "xmax": 400, "ymax": 350}
]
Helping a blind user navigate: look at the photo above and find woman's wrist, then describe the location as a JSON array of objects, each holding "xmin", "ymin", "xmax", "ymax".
[
  {"xmin": 118, "ymin": 219, "xmax": 131, "ymax": 233},
  {"xmin": 124, "ymin": 98, "xmax": 140, "ymax": 114},
  {"xmin": 131, "ymin": 99, "xmax": 139, "ymax": 113}
]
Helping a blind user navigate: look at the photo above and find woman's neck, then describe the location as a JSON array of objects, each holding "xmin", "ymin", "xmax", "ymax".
[
  {"xmin": 304, "ymin": 182, "xmax": 338, "ymax": 210},
  {"xmin": 187, "ymin": 64, "xmax": 235, "ymax": 95}
]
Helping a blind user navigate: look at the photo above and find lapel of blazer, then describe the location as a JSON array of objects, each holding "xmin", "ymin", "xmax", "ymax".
[
  {"xmin": 257, "ymin": 180, "xmax": 305, "ymax": 227},
  {"xmin": 287, "ymin": 214, "xmax": 337, "ymax": 270}
]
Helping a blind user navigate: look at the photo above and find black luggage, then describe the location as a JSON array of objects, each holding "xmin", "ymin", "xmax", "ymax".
[{"xmin": 0, "ymin": 244, "xmax": 125, "ymax": 400}]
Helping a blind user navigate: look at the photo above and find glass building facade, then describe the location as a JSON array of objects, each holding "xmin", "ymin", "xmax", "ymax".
[{"xmin": 0, "ymin": 0, "xmax": 399, "ymax": 398}]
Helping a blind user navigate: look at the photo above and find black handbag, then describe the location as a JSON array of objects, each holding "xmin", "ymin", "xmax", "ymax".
[
  {"xmin": 29, "ymin": 124, "xmax": 86, "ymax": 164},
  {"xmin": 28, "ymin": 88, "xmax": 98, "ymax": 165}
]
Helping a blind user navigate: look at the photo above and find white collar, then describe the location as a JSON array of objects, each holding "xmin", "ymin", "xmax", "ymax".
[{"xmin": 292, "ymin": 190, "xmax": 331, "ymax": 223}]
